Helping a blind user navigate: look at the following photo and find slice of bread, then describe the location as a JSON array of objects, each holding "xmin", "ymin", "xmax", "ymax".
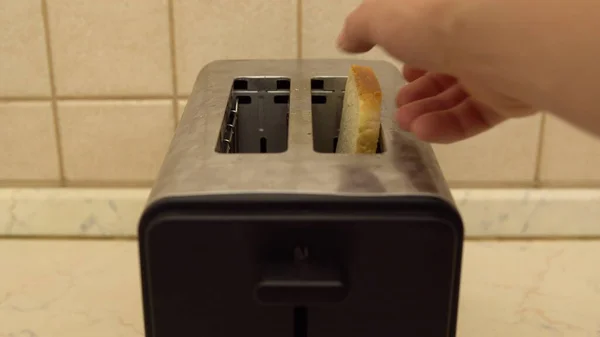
[{"xmin": 335, "ymin": 65, "xmax": 382, "ymax": 154}]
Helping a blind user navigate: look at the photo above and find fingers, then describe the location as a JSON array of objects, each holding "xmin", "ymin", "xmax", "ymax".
[
  {"xmin": 399, "ymin": 98, "xmax": 506, "ymax": 143},
  {"xmin": 395, "ymin": 84, "xmax": 468, "ymax": 130},
  {"xmin": 396, "ymin": 72, "xmax": 457, "ymax": 106},
  {"xmin": 402, "ymin": 65, "xmax": 427, "ymax": 82},
  {"xmin": 395, "ymin": 75, "xmax": 506, "ymax": 143}
]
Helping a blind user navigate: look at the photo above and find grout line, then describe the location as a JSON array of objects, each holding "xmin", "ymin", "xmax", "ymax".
[
  {"xmin": 4, "ymin": 180, "xmax": 600, "ymax": 188},
  {"xmin": 40, "ymin": 0, "xmax": 66, "ymax": 187},
  {"xmin": 2, "ymin": 180, "xmax": 152, "ymax": 188},
  {"xmin": 533, "ymin": 112, "xmax": 548, "ymax": 187},
  {"xmin": 57, "ymin": 95, "xmax": 173, "ymax": 101},
  {"xmin": 296, "ymin": 0, "xmax": 303, "ymax": 58},
  {"xmin": 0, "ymin": 180, "xmax": 152, "ymax": 188},
  {"xmin": 465, "ymin": 236, "xmax": 600, "ymax": 241},
  {"xmin": 3, "ymin": 182, "xmax": 600, "ymax": 189},
  {"xmin": 63, "ymin": 180, "xmax": 154, "ymax": 188},
  {"xmin": 0, "ymin": 235, "xmax": 137, "ymax": 241},
  {"xmin": 0, "ymin": 235, "xmax": 598, "ymax": 242},
  {"xmin": 0, "ymin": 180, "xmax": 62, "ymax": 188},
  {"xmin": 0, "ymin": 95, "xmax": 176, "ymax": 102},
  {"xmin": 0, "ymin": 96, "xmax": 52, "ymax": 102},
  {"xmin": 450, "ymin": 181, "xmax": 600, "ymax": 188},
  {"xmin": 538, "ymin": 181, "xmax": 600, "ymax": 188},
  {"xmin": 447, "ymin": 181, "xmax": 537, "ymax": 189},
  {"xmin": 167, "ymin": 0, "xmax": 180, "ymax": 127}
]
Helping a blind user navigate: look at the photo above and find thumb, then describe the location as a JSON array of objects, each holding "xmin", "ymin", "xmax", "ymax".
[
  {"xmin": 336, "ymin": 2, "xmax": 378, "ymax": 53},
  {"xmin": 336, "ymin": 0, "xmax": 457, "ymax": 73}
]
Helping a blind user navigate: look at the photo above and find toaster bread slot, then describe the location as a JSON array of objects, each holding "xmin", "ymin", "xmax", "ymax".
[
  {"xmin": 311, "ymin": 76, "xmax": 384, "ymax": 153},
  {"xmin": 216, "ymin": 77, "xmax": 291, "ymax": 154}
]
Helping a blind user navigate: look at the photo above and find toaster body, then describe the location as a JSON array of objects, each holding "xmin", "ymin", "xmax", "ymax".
[{"xmin": 138, "ymin": 59, "xmax": 464, "ymax": 337}]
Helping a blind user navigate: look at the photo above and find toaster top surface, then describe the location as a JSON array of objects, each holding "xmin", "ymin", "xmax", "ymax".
[{"xmin": 147, "ymin": 59, "xmax": 453, "ymax": 204}]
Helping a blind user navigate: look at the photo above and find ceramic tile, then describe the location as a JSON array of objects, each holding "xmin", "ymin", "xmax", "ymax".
[
  {"xmin": 433, "ymin": 115, "xmax": 542, "ymax": 184},
  {"xmin": 57, "ymin": 100, "xmax": 174, "ymax": 183},
  {"xmin": 1, "ymin": 239, "xmax": 599, "ymax": 336},
  {"xmin": 540, "ymin": 115, "xmax": 600, "ymax": 184},
  {"xmin": 174, "ymin": 0, "xmax": 297, "ymax": 95},
  {"xmin": 302, "ymin": 0, "xmax": 401, "ymax": 68},
  {"xmin": 0, "ymin": 102, "xmax": 60, "ymax": 182},
  {"xmin": 0, "ymin": 0, "xmax": 51, "ymax": 97},
  {"xmin": 46, "ymin": 0, "xmax": 172, "ymax": 96}
]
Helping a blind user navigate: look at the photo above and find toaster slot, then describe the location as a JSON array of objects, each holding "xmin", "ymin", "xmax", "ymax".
[
  {"xmin": 311, "ymin": 77, "xmax": 384, "ymax": 153},
  {"xmin": 216, "ymin": 77, "xmax": 291, "ymax": 154}
]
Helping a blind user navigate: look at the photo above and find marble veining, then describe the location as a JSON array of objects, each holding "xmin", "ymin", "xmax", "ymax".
[
  {"xmin": 0, "ymin": 188, "xmax": 146, "ymax": 237},
  {"xmin": 0, "ymin": 188, "xmax": 599, "ymax": 238},
  {"xmin": 0, "ymin": 240, "xmax": 598, "ymax": 336}
]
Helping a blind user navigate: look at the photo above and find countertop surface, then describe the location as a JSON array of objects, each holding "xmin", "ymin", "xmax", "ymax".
[
  {"xmin": 0, "ymin": 239, "xmax": 598, "ymax": 336},
  {"xmin": 3, "ymin": 188, "xmax": 600, "ymax": 238}
]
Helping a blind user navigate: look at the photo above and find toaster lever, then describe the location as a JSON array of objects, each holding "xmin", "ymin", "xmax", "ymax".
[{"xmin": 255, "ymin": 246, "xmax": 348, "ymax": 305}]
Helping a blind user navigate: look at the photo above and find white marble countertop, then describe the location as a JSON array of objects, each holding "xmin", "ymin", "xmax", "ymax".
[
  {"xmin": 0, "ymin": 239, "xmax": 598, "ymax": 336},
  {"xmin": 1, "ymin": 188, "xmax": 600, "ymax": 238}
]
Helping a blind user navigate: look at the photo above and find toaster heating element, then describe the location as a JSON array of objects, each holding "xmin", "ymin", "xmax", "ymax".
[{"xmin": 138, "ymin": 59, "xmax": 464, "ymax": 337}]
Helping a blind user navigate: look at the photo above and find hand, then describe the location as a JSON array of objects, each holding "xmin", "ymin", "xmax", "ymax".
[
  {"xmin": 336, "ymin": 0, "xmax": 600, "ymax": 142},
  {"xmin": 392, "ymin": 66, "xmax": 533, "ymax": 143}
]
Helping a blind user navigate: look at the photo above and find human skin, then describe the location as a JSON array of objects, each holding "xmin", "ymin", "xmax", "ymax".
[{"xmin": 336, "ymin": 0, "xmax": 600, "ymax": 143}]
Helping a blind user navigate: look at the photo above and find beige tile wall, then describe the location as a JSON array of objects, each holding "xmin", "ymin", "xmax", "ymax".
[{"xmin": 0, "ymin": 0, "xmax": 597, "ymax": 188}]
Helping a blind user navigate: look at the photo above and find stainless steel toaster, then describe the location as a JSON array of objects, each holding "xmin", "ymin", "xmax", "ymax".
[{"xmin": 138, "ymin": 59, "xmax": 464, "ymax": 337}]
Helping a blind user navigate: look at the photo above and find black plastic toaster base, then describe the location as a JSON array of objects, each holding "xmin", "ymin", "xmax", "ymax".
[{"xmin": 138, "ymin": 194, "xmax": 464, "ymax": 337}]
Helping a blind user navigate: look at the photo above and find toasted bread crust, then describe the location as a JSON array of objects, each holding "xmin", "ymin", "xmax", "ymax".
[
  {"xmin": 351, "ymin": 65, "xmax": 382, "ymax": 100},
  {"xmin": 351, "ymin": 65, "xmax": 382, "ymax": 153}
]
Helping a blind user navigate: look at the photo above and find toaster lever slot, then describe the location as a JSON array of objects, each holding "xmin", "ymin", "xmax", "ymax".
[{"xmin": 216, "ymin": 77, "xmax": 291, "ymax": 154}]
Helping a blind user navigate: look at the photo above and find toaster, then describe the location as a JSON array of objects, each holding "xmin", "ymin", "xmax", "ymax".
[{"xmin": 138, "ymin": 59, "xmax": 464, "ymax": 337}]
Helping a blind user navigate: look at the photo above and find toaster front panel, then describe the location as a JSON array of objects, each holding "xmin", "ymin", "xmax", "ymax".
[{"xmin": 139, "ymin": 194, "xmax": 463, "ymax": 337}]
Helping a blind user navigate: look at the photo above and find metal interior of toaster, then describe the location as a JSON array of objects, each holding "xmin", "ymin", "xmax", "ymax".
[
  {"xmin": 310, "ymin": 76, "xmax": 384, "ymax": 153},
  {"xmin": 216, "ymin": 77, "xmax": 291, "ymax": 154}
]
